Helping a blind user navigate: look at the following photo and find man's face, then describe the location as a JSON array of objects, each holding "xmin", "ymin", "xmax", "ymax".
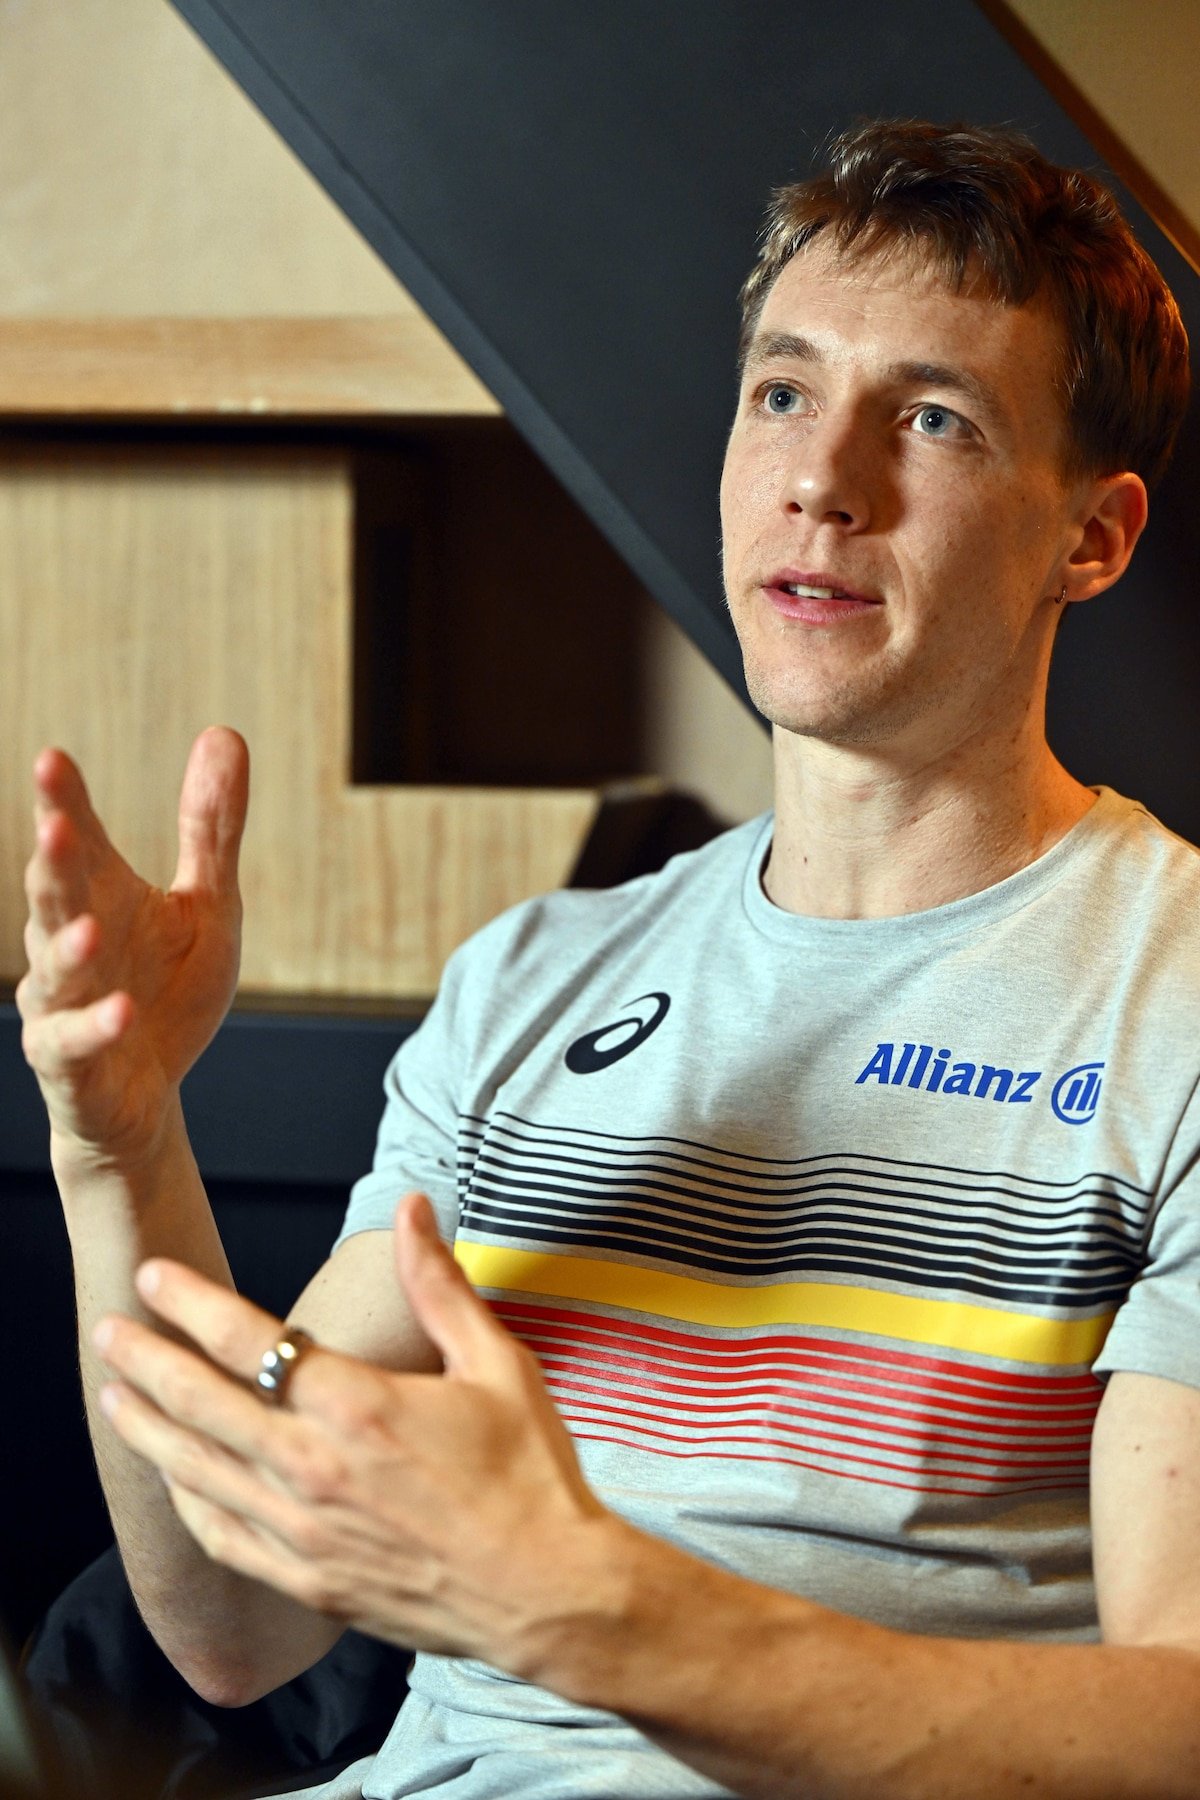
[{"xmin": 720, "ymin": 239, "xmax": 1088, "ymax": 756}]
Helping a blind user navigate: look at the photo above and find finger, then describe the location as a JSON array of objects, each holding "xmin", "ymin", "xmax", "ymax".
[
  {"xmin": 172, "ymin": 727, "xmax": 249, "ymax": 898},
  {"xmin": 97, "ymin": 1306, "xmax": 387, "ymax": 1510},
  {"xmin": 98, "ymin": 1378, "xmax": 319, "ymax": 1547},
  {"xmin": 96, "ymin": 1310, "xmax": 305, "ymax": 1469},
  {"xmin": 19, "ymin": 913, "xmax": 103, "ymax": 1016},
  {"xmin": 32, "ymin": 747, "xmax": 110, "ymax": 854},
  {"xmin": 21, "ymin": 992, "xmax": 133, "ymax": 1075},
  {"xmin": 132, "ymin": 1259, "xmax": 294, "ymax": 1384},
  {"xmin": 131, "ymin": 1258, "xmax": 410, "ymax": 1440},
  {"xmin": 25, "ymin": 808, "xmax": 91, "ymax": 935},
  {"xmin": 393, "ymin": 1193, "xmax": 513, "ymax": 1382},
  {"xmin": 133, "ymin": 1258, "xmax": 337, "ymax": 1400}
]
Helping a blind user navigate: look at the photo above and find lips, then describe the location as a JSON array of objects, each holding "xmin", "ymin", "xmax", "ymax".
[{"xmin": 764, "ymin": 569, "xmax": 881, "ymax": 605}]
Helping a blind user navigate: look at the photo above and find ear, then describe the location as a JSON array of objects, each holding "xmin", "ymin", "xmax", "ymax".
[{"xmin": 1061, "ymin": 471, "xmax": 1148, "ymax": 606}]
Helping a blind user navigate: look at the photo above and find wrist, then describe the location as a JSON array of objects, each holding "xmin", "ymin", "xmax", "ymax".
[
  {"xmin": 50, "ymin": 1085, "xmax": 186, "ymax": 1189},
  {"xmin": 510, "ymin": 1514, "xmax": 823, "ymax": 1733},
  {"xmin": 503, "ymin": 1510, "xmax": 648, "ymax": 1701},
  {"xmin": 505, "ymin": 1510, "xmax": 754, "ymax": 1718}
]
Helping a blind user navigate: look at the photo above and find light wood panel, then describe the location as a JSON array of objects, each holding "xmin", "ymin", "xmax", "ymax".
[
  {"xmin": 990, "ymin": 0, "xmax": 1200, "ymax": 267},
  {"xmin": 0, "ymin": 443, "xmax": 600, "ymax": 998},
  {"xmin": 0, "ymin": 0, "xmax": 408, "ymax": 316},
  {"xmin": 0, "ymin": 318, "xmax": 499, "ymax": 419},
  {"xmin": 0, "ymin": 0, "xmax": 500, "ymax": 419}
]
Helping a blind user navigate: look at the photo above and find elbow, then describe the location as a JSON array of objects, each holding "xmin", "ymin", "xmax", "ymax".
[
  {"xmin": 182, "ymin": 1657, "xmax": 279, "ymax": 1709},
  {"xmin": 147, "ymin": 1632, "xmax": 281, "ymax": 1709}
]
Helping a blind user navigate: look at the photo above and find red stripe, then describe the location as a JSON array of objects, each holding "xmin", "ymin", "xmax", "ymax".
[
  {"xmin": 491, "ymin": 1300, "xmax": 1103, "ymax": 1395},
  {"xmin": 532, "ymin": 1348, "xmax": 1100, "ymax": 1429},
  {"xmin": 490, "ymin": 1298, "xmax": 1099, "ymax": 1494},
  {"xmin": 543, "ymin": 1368, "xmax": 1096, "ymax": 1447},
  {"xmin": 504, "ymin": 1321, "xmax": 1103, "ymax": 1420},
  {"xmin": 568, "ymin": 1429, "xmax": 1090, "ymax": 1498},
  {"xmin": 561, "ymin": 1411, "xmax": 1090, "ymax": 1482},
  {"xmin": 553, "ymin": 1388, "xmax": 1091, "ymax": 1471}
]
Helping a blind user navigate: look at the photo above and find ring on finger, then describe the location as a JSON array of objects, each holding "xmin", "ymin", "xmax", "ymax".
[{"xmin": 255, "ymin": 1326, "xmax": 317, "ymax": 1407}]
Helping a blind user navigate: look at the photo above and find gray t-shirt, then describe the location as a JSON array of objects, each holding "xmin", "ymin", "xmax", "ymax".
[{"xmin": 300, "ymin": 789, "xmax": 1200, "ymax": 1799}]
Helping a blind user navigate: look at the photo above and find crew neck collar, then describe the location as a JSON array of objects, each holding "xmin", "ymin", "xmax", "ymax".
[{"xmin": 742, "ymin": 786, "xmax": 1130, "ymax": 950}]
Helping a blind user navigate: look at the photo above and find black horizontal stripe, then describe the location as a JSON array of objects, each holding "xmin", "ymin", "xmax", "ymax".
[
  {"xmin": 462, "ymin": 1183, "xmax": 1136, "ymax": 1274},
  {"xmin": 459, "ymin": 1205, "xmax": 1132, "ymax": 1306},
  {"xmin": 463, "ymin": 1154, "xmax": 1141, "ymax": 1247},
  {"xmin": 460, "ymin": 1129, "xmax": 1148, "ymax": 1224},
  {"xmin": 462, "ymin": 1110, "xmax": 1153, "ymax": 1202},
  {"xmin": 455, "ymin": 1110, "xmax": 1149, "ymax": 1313},
  {"xmin": 464, "ymin": 1161, "xmax": 1137, "ymax": 1237}
]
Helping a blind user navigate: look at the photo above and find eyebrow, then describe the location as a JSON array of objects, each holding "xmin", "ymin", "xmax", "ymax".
[{"xmin": 742, "ymin": 332, "xmax": 1011, "ymax": 434}]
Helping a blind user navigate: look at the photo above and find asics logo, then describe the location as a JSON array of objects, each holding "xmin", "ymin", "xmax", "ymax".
[{"xmin": 565, "ymin": 992, "xmax": 671, "ymax": 1074}]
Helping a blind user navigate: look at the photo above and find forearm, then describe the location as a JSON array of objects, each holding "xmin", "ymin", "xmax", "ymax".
[
  {"xmin": 56, "ymin": 1097, "xmax": 341, "ymax": 1704},
  {"xmin": 526, "ymin": 1519, "xmax": 1200, "ymax": 1800}
]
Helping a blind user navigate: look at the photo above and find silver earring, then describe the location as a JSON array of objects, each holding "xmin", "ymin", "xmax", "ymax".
[{"xmin": 1055, "ymin": 586, "xmax": 1067, "ymax": 605}]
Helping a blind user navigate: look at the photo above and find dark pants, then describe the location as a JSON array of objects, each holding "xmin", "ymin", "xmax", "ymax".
[{"xmin": 20, "ymin": 1547, "xmax": 409, "ymax": 1800}]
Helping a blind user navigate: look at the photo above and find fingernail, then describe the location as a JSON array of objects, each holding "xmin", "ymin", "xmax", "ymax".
[
  {"xmin": 98, "ymin": 1384, "xmax": 120, "ymax": 1417},
  {"xmin": 136, "ymin": 1261, "xmax": 161, "ymax": 1297},
  {"xmin": 92, "ymin": 1318, "xmax": 114, "ymax": 1353},
  {"xmin": 97, "ymin": 996, "xmax": 124, "ymax": 1033},
  {"xmin": 412, "ymin": 1196, "xmax": 439, "ymax": 1242}
]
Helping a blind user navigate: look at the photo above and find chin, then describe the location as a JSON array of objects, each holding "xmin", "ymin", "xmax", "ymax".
[
  {"xmin": 741, "ymin": 635, "xmax": 933, "ymax": 749},
  {"xmin": 743, "ymin": 665, "xmax": 888, "ymax": 746}
]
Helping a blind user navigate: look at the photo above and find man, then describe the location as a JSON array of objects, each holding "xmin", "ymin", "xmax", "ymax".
[{"xmin": 20, "ymin": 120, "xmax": 1200, "ymax": 1798}]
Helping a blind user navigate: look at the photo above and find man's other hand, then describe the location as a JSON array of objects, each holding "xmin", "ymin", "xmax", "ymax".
[
  {"xmin": 91, "ymin": 1193, "xmax": 616, "ymax": 1675},
  {"xmin": 18, "ymin": 726, "xmax": 249, "ymax": 1165}
]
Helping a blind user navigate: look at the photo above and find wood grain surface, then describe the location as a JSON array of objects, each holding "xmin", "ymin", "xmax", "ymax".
[
  {"xmin": 0, "ymin": 318, "xmax": 499, "ymax": 419},
  {"xmin": 0, "ymin": 441, "xmax": 598, "ymax": 998}
]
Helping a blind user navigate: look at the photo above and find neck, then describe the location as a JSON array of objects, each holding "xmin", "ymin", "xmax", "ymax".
[{"xmin": 764, "ymin": 708, "xmax": 1095, "ymax": 920}]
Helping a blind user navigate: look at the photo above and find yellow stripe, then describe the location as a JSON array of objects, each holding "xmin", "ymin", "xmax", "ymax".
[{"xmin": 454, "ymin": 1241, "xmax": 1114, "ymax": 1367}]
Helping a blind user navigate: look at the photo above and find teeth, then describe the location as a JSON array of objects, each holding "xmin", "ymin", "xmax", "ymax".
[{"xmin": 783, "ymin": 583, "xmax": 843, "ymax": 599}]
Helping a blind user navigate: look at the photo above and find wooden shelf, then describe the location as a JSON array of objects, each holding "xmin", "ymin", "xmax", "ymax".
[{"xmin": 0, "ymin": 317, "xmax": 501, "ymax": 419}]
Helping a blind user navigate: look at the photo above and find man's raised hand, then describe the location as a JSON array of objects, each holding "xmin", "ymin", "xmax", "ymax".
[{"xmin": 18, "ymin": 727, "xmax": 250, "ymax": 1165}]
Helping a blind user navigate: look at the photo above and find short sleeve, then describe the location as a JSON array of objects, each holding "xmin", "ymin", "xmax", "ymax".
[
  {"xmin": 333, "ymin": 949, "xmax": 471, "ymax": 1251},
  {"xmin": 1094, "ymin": 1082, "xmax": 1200, "ymax": 1391}
]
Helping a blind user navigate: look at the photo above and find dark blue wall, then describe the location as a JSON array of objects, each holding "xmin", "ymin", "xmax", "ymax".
[{"xmin": 171, "ymin": 0, "xmax": 1200, "ymax": 837}]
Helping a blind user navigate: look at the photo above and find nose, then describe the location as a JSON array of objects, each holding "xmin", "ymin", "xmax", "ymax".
[{"xmin": 782, "ymin": 409, "xmax": 873, "ymax": 530}]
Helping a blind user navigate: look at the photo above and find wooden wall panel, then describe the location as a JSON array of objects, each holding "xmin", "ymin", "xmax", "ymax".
[
  {"xmin": 1001, "ymin": 0, "xmax": 1200, "ymax": 262},
  {"xmin": 0, "ymin": 0, "xmax": 406, "ymax": 317},
  {"xmin": 0, "ymin": 443, "xmax": 601, "ymax": 998}
]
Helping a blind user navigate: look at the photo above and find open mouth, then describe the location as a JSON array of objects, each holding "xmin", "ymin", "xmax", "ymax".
[
  {"xmin": 763, "ymin": 573, "xmax": 882, "ymax": 614},
  {"xmin": 778, "ymin": 581, "xmax": 857, "ymax": 600}
]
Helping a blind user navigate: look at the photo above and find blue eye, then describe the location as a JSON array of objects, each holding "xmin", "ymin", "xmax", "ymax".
[
  {"xmin": 913, "ymin": 405, "xmax": 956, "ymax": 436},
  {"xmin": 764, "ymin": 384, "xmax": 799, "ymax": 414}
]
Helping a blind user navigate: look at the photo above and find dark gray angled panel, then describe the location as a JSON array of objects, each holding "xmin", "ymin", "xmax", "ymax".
[{"xmin": 169, "ymin": 0, "xmax": 1200, "ymax": 837}]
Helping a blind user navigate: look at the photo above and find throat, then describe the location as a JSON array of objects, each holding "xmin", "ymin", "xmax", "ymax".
[{"xmin": 763, "ymin": 757, "xmax": 1096, "ymax": 920}]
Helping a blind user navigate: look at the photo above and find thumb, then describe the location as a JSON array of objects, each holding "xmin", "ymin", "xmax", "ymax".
[
  {"xmin": 172, "ymin": 726, "xmax": 250, "ymax": 896},
  {"xmin": 393, "ymin": 1193, "xmax": 507, "ymax": 1380}
]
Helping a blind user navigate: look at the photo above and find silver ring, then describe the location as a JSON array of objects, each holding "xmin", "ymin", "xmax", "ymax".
[{"xmin": 255, "ymin": 1325, "xmax": 316, "ymax": 1407}]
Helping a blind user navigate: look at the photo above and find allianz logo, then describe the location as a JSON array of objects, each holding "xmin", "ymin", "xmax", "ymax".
[{"xmin": 855, "ymin": 1042, "xmax": 1104, "ymax": 1124}]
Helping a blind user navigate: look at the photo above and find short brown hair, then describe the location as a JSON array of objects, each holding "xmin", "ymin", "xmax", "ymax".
[{"xmin": 739, "ymin": 120, "xmax": 1191, "ymax": 491}]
